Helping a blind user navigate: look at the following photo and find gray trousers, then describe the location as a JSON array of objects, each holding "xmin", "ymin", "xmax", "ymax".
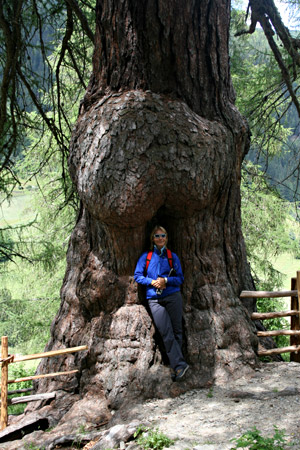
[{"xmin": 148, "ymin": 291, "xmax": 186, "ymax": 371}]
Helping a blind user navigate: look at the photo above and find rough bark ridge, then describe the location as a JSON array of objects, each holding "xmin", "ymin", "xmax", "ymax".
[{"xmin": 29, "ymin": 0, "xmax": 258, "ymax": 428}]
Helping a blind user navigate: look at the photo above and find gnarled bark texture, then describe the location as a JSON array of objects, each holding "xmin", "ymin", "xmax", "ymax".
[{"xmin": 29, "ymin": 0, "xmax": 258, "ymax": 427}]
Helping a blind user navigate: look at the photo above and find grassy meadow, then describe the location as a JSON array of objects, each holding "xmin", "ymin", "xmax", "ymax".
[
  {"xmin": 0, "ymin": 185, "xmax": 62, "ymax": 398},
  {"xmin": 273, "ymin": 253, "xmax": 300, "ymax": 290},
  {"xmin": 273, "ymin": 252, "xmax": 300, "ymax": 316},
  {"xmin": 0, "ymin": 187, "xmax": 37, "ymax": 228}
]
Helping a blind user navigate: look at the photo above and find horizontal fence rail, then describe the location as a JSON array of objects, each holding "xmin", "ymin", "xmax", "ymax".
[
  {"xmin": 7, "ymin": 369, "xmax": 79, "ymax": 384},
  {"xmin": 251, "ymin": 310, "xmax": 299, "ymax": 320},
  {"xmin": 240, "ymin": 290, "xmax": 298, "ymax": 298},
  {"xmin": 258, "ymin": 345, "xmax": 300, "ymax": 357},
  {"xmin": 10, "ymin": 346, "xmax": 88, "ymax": 364},
  {"xmin": 0, "ymin": 392, "xmax": 56, "ymax": 407},
  {"xmin": 257, "ymin": 330, "xmax": 300, "ymax": 337}
]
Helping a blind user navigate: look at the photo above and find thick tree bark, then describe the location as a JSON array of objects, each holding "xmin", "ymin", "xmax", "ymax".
[{"xmin": 29, "ymin": 0, "xmax": 258, "ymax": 427}]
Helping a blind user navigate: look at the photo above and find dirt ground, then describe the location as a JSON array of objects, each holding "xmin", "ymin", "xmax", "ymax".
[{"xmin": 120, "ymin": 361, "xmax": 300, "ymax": 449}]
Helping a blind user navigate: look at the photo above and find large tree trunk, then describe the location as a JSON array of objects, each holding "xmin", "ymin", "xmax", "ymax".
[{"xmin": 30, "ymin": 0, "xmax": 258, "ymax": 427}]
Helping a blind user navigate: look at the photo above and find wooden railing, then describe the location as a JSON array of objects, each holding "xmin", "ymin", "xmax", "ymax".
[
  {"xmin": 240, "ymin": 270, "xmax": 300, "ymax": 361},
  {"xmin": 0, "ymin": 336, "xmax": 88, "ymax": 431}
]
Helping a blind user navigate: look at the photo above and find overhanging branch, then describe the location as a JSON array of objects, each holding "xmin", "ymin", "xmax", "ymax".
[
  {"xmin": 64, "ymin": 0, "xmax": 95, "ymax": 43},
  {"xmin": 236, "ymin": 1, "xmax": 300, "ymax": 109}
]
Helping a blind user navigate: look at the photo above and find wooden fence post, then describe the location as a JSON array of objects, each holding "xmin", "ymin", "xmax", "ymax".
[
  {"xmin": 0, "ymin": 336, "xmax": 8, "ymax": 430},
  {"xmin": 290, "ymin": 274, "xmax": 300, "ymax": 362}
]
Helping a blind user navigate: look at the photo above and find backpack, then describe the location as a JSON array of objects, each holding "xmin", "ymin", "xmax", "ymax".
[{"xmin": 145, "ymin": 248, "xmax": 173, "ymax": 271}]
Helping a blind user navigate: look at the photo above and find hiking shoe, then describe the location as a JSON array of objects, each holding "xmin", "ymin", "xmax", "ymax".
[{"xmin": 174, "ymin": 364, "xmax": 189, "ymax": 381}]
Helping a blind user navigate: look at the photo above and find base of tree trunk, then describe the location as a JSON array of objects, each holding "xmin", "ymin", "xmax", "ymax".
[{"xmin": 25, "ymin": 90, "xmax": 258, "ymax": 426}]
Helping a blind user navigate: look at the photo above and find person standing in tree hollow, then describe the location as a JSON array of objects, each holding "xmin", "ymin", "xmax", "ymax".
[{"xmin": 134, "ymin": 225, "xmax": 189, "ymax": 381}]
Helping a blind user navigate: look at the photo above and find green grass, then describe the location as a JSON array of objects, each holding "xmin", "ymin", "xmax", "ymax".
[
  {"xmin": 273, "ymin": 252, "xmax": 300, "ymax": 291},
  {"xmin": 7, "ymin": 361, "xmax": 38, "ymax": 415},
  {"xmin": 0, "ymin": 190, "xmax": 35, "ymax": 227},
  {"xmin": 231, "ymin": 426, "xmax": 288, "ymax": 449},
  {"xmin": 134, "ymin": 427, "xmax": 174, "ymax": 450},
  {"xmin": 9, "ymin": 350, "xmax": 40, "ymax": 372}
]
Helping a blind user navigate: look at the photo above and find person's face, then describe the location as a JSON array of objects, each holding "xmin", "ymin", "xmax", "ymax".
[{"xmin": 153, "ymin": 229, "xmax": 167, "ymax": 250}]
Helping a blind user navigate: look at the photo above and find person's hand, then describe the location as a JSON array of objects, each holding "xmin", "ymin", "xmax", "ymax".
[
  {"xmin": 151, "ymin": 279, "xmax": 160, "ymax": 288},
  {"xmin": 151, "ymin": 277, "xmax": 166, "ymax": 289}
]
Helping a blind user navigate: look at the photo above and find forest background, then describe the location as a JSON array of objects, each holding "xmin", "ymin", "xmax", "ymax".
[{"xmin": 1, "ymin": 0, "xmax": 300, "ymax": 398}]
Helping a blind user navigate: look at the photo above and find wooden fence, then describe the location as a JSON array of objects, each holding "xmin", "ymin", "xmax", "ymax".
[
  {"xmin": 240, "ymin": 270, "xmax": 300, "ymax": 361},
  {"xmin": 0, "ymin": 336, "xmax": 88, "ymax": 431}
]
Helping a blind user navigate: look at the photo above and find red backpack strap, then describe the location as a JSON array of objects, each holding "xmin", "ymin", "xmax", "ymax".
[
  {"xmin": 145, "ymin": 251, "xmax": 153, "ymax": 271},
  {"xmin": 166, "ymin": 249, "xmax": 173, "ymax": 268},
  {"xmin": 145, "ymin": 249, "xmax": 172, "ymax": 272}
]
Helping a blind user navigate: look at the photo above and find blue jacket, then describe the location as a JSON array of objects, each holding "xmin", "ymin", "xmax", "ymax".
[{"xmin": 134, "ymin": 246, "xmax": 184, "ymax": 299}]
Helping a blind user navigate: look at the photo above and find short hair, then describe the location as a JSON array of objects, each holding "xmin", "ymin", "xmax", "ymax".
[{"xmin": 150, "ymin": 225, "xmax": 168, "ymax": 250}]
